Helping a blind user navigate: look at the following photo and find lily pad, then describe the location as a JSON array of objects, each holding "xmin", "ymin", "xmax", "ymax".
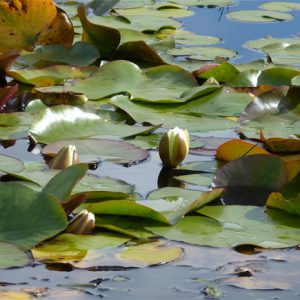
[
  {"xmin": 95, "ymin": 215, "xmax": 154, "ymax": 238},
  {"xmin": 63, "ymin": 60, "xmax": 198, "ymax": 102},
  {"xmin": 168, "ymin": 0, "xmax": 236, "ymax": 7},
  {"xmin": 0, "ymin": 154, "xmax": 25, "ymax": 174},
  {"xmin": 20, "ymin": 42, "xmax": 100, "ymax": 67},
  {"xmin": 32, "ymin": 233, "xmax": 129, "ymax": 264},
  {"xmin": 87, "ymin": 189, "xmax": 222, "ymax": 225},
  {"xmin": 259, "ymin": 2, "xmax": 300, "ymax": 12},
  {"xmin": 110, "ymin": 95, "xmax": 236, "ymax": 132},
  {"xmin": 213, "ymin": 154, "xmax": 288, "ymax": 205},
  {"xmin": 87, "ymin": 15, "xmax": 182, "ymax": 32},
  {"xmin": 116, "ymin": 240, "xmax": 183, "ymax": 266},
  {"xmin": 42, "ymin": 138, "xmax": 149, "ymax": 166},
  {"xmin": 0, "ymin": 242, "xmax": 30, "ymax": 269},
  {"xmin": 227, "ymin": 10, "xmax": 293, "ymax": 23},
  {"xmin": 114, "ymin": 3, "xmax": 194, "ymax": 18},
  {"xmin": 168, "ymin": 46, "xmax": 237, "ymax": 60},
  {"xmin": 29, "ymin": 105, "xmax": 157, "ymax": 143},
  {"xmin": 174, "ymin": 173, "xmax": 214, "ymax": 186},
  {"xmin": 177, "ymin": 161, "xmax": 218, "ymax": 173},
  {"xmin": 145, "ymin": 205, "xmax": 300, "ymax": 248},
  {"xmin": 0, "ymin": 182, "xmax": 67, "ymax": 250}
]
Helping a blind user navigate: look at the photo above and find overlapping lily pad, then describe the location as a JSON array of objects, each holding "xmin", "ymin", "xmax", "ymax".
[
  {"xmin": 0, "ymin": 242, "xmax": 30, "ymax": 269},
  {"xmin": 29, "ymin": 105, "xmax": 157, "ymax": 143},
  {"xmin": 145, "ymin": 205, "xmax": 300, "ymax": 248},
  {"xmin": 0, "ymin": 182, "xmax": 67, "ymax": 250}
]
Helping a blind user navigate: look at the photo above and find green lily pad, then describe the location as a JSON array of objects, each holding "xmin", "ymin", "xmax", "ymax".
[
  {"xmin": 87, "ymin": 15, "xmax": 182, "ymax": 32},
  {"xmin": 32, "ymin": 233, "xmax": 129, "ymax": 264},
  {"xmin": 42, "ymin": 138, "xmax": 149, "ymax": 166},
  {"xmin": 227, "ymin": 10, "xmax": 293, "ymax": 23},
  {"xmin": 147, "ymin": 187, "xmax": 204, "ymax": 201},
  {"xmin": 174, "ymin": 87, "xmax": 253, "ymax": 117},
  {"xmin": 15, "ymin": 168, "xmax": 133, "ymax": 199},
  {"xmin": 88, "ymin": 189, "xmax": 222, "ymax": 225},
  {"xmin": 114, "ymin": 0, "xmax": 155, "ymax": 9},
  {"xmin": 168, "ymin": 46, "xmax": 237, "ymax": 60},
  {"xmin": 110, "ymin": 95, "xmax": 236, "ymax": 132},
  {"xmin": 42, "ymin": 164, "xmax": 88, "ymax": 202},
  {"xmin": 0, "ymin": 154, "xmax": 25, "ymax": 174},
  {"xmin": 157, "ymin": 29, "xmax": 221, "ymax": 45},
  {"xmin": 116, "ymin": 240, "xmax": 183, "ymax": 266},
  {"xmin": 0, "ymin": 242, "xmax": 30, "ymax": 269},
  {"xmin": 0, "ymin": 182, "xmax": 67, "ymax": 250},
  {"xmin": 0, "ymin": 112, "xmax": 34, "ymax": 140},
  {"xmin": 168, "ymin": 0, "xmax": 236, "ymax": 7},
  {"xmin": 63, "ymin": 60, "xmax": 198, "ymax": 102},
  {"xmin": 174, "ymin": 173, "xmax": 214, "ymax": 186},
  {"xmin": 115, "ymin": 4, "xmax": 194, "ymax": 18},
  {"xmin": 145, "ymin": 205, "xmax": 300, "ymax": 248},
  {"xmin": 177, "ymin": 161, "xmax": 218, "ymax": 173},
  {"xmin": 29, "ymin": 105, "xmax": 157, "ymax": 143},
  {"xmin": 19, "ymin": 42, "xmax": 100, "ymax": 67},
  {"xmin": 8, "ymin": 65, "xmax": 95, "ymax": 87},
  {"xmin": 259, "ymin": 2, "xmax": 300, "ymax": 12},
  {"xmin": 95, "ymin": 215, "xmax": 154, "ymax": 238}
]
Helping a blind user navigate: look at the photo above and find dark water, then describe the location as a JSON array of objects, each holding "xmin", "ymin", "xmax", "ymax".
[{"xmin": 1, "ymin": 1, "xmax": 300, "ymax": 299}]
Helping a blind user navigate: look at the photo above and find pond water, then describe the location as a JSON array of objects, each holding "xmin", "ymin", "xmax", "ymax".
[{"xmin": 1, "ymin": 0, "xmax": 300, "ymax": 299}]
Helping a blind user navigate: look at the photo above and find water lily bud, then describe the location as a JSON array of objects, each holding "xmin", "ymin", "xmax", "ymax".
[
  {"xmin": 48, "ymin": 145, "xmax": 79, "ymax": 170},
  {"xmin": 159, "ymin": 127, "xmax": 190, "ymax": 168},
  {"xmin": 66, "ymin": 209, "xmax": 95, "ymax": 234}
]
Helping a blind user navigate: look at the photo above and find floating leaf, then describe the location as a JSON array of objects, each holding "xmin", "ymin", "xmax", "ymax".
[
  {"xmin": 145, "ymin": 206, "xmax": 300, "ymax": 248},
  {"xmin": 0, "ymin": 0, "xmax": 57, "ymax": 52},
  {"xmin": 174, "ymin": 173, "xmax": 214, "ymax": 186},
  {"xmin": 8, "ymin": 65, "xmax": 94, "ymax": 86},
  {"xmin": 259, "ymin": 1, "xmax": 300, "ymax": 12},
  {"xmin": 0, "ymin": 182, "xmax": 67, "ymax": 250},
  {"xmin": 177, "ymin": 160, "xmax": 218, "ymax": 173},
  {"xmin": 216, "ymin": 139, "xmax": 269, "ymax": 161},
  {"xmin": 0, "ymin": 154, "xmax": 24, "ymax": 174},
  {"xmin": 110, "ymin": 95, "xmax": 236, "ymax": 132},
  {"xmin": 29, "ymin": 105, "xmax": 156, "ymax": 143},
  {"xmin": 0, "ymin": 242, "xmax": 30, "ymax": 269},
  {"xmin": 114, "ymin": 3, "xmax": 193, "ymax": 18},
  {"xmin": 116, "ymin": 240, "xmax": 183, "ymax": 266},
  {"xmin": 227, "ymin": 10, "xmax": 293, "ymax": 23},
  {"xmin": 95, "ymin": 215, "xmax": 154, "ymax": 238},
  {"xmin": 42, "ymin": 138, "xmax": 149, "ymax": 166},
  {"xmin": 168, "ymin": 46, "xmax": 237, "ymax": 60},
  {"xmin": 213, "ymin": 155, "xmax": 288, "ymax": 205},
  {"xmin": 20, "ymin": 42, "xmax": 100, "ymax": 67},
  {"xmin": 32, "ymin": 233, "xmax": 129, "ymax": 264},
  {"xmin": 86, "ymin": 15, "xmax": 182, "ymax": 32},
  {"xmin": 260, "ymin": 132, "xmax": 300, "ymax": 153}
]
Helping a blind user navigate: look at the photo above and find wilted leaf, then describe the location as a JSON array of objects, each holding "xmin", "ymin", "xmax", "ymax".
[
  {"xmin": 37, "ymin": 6, "xmax": 74, "ymax": 47},
  {"xmin": 216, "ymin": 139, "xmax": 269, "ymax": 161},
  {"xmin": 0, "ymin": 0, "xmax": 57, "ymax": 52},
  {"xmin": 0, "ymin": 84, "xmax": 18, "ymax": 110}
]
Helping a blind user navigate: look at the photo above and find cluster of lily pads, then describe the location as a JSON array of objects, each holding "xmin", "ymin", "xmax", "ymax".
[{"xmin": 0, "ymin": 0, "xmax": 299, "ymax": 272}]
